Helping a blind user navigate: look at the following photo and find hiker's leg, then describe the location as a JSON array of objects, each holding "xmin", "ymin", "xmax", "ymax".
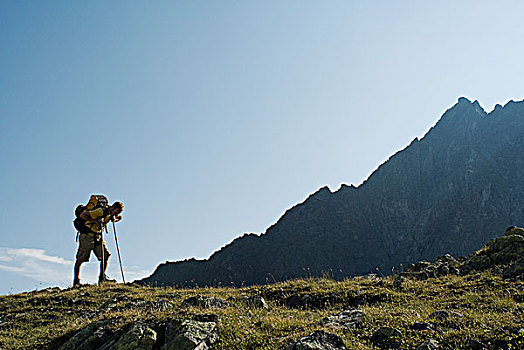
[
  {"xmin": 94, "ymin": 240, "xmax": 111, "ymax": 280},
  {"xmin": 99, "ymin": 254, "xmax": 109, "ymax": 275},
  {"xmin": 73, "ymin": 260, "xmax": 82, "ymax": 285},
  {"xmin": 74, "ymin": 234, "xmax": 92, "ymax": 286},
  {"xmin": 102, "ymin": 242, "xmax": 111, "ymax": 277}
]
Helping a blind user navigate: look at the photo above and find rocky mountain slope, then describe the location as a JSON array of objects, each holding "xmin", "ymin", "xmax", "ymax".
[
  {"xmin": 140, "ymin": 98, "xmax": 524, "ymax": 287},
  {"xmin": 2, "ymin": 228, "xmax": 524, "ymax": 350}
]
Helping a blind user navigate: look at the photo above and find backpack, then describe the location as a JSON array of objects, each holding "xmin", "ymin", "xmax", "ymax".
[
  {"xmin": 87, "ymin": 194, "xmax": 109, "ymax": 211},
  {"xmin": 73, "ymin": 195, "xmax": 110, "ymax": 234},
  {"xmin": 73, "ymin": 206, "xmax": 91, "ymax": 234}
]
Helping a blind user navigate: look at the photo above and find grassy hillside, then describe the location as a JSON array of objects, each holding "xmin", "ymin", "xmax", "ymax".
[{"xmin": 1, "ymin": 270, "xmax": 524, "ymax": 349}]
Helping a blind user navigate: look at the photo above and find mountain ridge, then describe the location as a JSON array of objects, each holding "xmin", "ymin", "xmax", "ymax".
[{"xmin": 139, "ymin": 97, "xmax": 524, "ymax": 287}]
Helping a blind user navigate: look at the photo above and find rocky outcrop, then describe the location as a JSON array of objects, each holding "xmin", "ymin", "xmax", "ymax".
[
  {"xmin": 57, "ymin": 318, "xmax": 218, "ymax": 350},
  {"xmin": 285, "ymin": 330, "xmax": 347, "ymax": 350},
  {"xmin": 181, "ymin": 294, "xmax": 229, "ymax": 309},
  {"xmin": 58, "ymin": 320, "xmax": 115, "ymax": 350},
  {"xmin": 139, "ymin": 98, "xmax": 524, "ymax": 288},
  {"xmin": 237, "ymin": 295, "xmax": 268, "ymax": 309},
  {"xmin": 162, "ymin": 319, "xmax": 218, "ymax": 350},
  {"xmin": 401, "ymin": 254, "xmax": 461, "ymax": 280},
  {"xmin": 371, "ymin": 327, "xmax": 402, "ymax": 348},
  {"xmin": 58, "ymin": 320, "xmax": 157, "ymax": 350},
  {"xmin": 322, "ymin": 309, "xmax": 365, "ymax": 330},
  {"xmin": 110, "ymin": 322, "xmax": 157, "ymax": 350},
  {"xmin": 462, "ymin": 226, "xmax": 524, "ymax": 279},
  {"xmin": 398, "ymin": 226, "xmax": 524, "ymax": 281},
  {"xmin": 416, "ymin": 339, "xmax": 439, "ymax": 350}
]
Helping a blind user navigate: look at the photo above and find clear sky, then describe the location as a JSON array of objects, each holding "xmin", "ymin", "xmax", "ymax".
[{"xmin": 1, "ymin": 1, "xmax": 523, "ymax": 295}]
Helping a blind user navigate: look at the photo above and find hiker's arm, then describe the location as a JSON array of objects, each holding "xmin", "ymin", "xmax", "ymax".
[
  {"xmin": 79, "ymin": 207, "xmax": 105, "ymax": 222},
  {"xmin": 79, "ymin": 211, "xmax": 91, "ymax": 221},
  {"xmin": 85, "ymin": 195, "xmax": 99, "ymax": 210}
]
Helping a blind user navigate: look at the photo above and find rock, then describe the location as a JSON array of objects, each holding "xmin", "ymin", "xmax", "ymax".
[
  {"xmin": 58, "ymin": 320, "xmax": 114, "ymax": 350},
  {"xmin": 241, "ymin": 295, "xmax": 268, "ymax": 309},
  {"xmin": 405, "ymin": 261, "xmax": 432, "ymax": 273},
  {"xmin": 193, "ymin": 314, "xmax": 219, "ymax": 323},
  {"xmin": 461, "ymin": 228, "xmax": 524, "ymax": 279},
  {"xmin": 486, "ymin": 235, "xmax": 524, "ymax": 253},
  {"xmin": 285, "ymin": 330, "xmax": 347, "ymax": 350},
  {"xmin": 468, "ymin": 339, "xmax": 488, "ymax": 349},
  {"xmin": 99, "ymin": 297, "xmax": 120, "ymax": 312},
  {"xmin": 402, "ymin": 255, "xmax": 460, "ymax": 280},
  {"xmin": 162, "ymin": 319, "xmax": 218, "ymax": 350},
  {"xmin": 410, "ymin": 322, "xmax": 435, "ymax": 331},
  {"xmin": 286, "ymin": 294, "xmax": 312, "ymax": 309},
  {"xmin": 491, "ymin": 251, "xmax": 523, "ymax": 265},
  {"xmin": 416, "ymin": 339, "xmax": 439, "ymax": 350},
  {"xmin": 108, "ymin": 322, "xmax": 157, "ymax": 350},
  {"xmin": 462, "ymin": 255, "xmax": 492, "ymax": 272},
  {"xmin": 505, "ymin": 226, "xmax": 524, "ymax": 236},
  {"xmin": 371, "ymin": 327, "xmax": 402, "ymax": 348},
  {"xmin": 182, "ymin": 295, "xmax": 229, "ymax": 309},
  {"xmin": 323, "ymin": 309, "xmax": 365, "ymax": 330},
  {"xmin": 436, "ymin": 264, "xmax": 449, "ymax": 276},
  {"xmin": 434, "ymin": 254, "xmax": 458, "ymax": 265},
  {"xmin": 152, "ymin": 299, "xmax": 174, "ymax": 311}
]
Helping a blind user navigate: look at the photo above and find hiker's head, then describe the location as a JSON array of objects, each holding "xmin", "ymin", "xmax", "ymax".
[{"xmin": 110, "ymin": 201, "xmax": 124, "ymax": 215}]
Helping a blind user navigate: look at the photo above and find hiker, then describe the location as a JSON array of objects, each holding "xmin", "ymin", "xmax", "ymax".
[{"xmin": 73, "ymin": 196, "xmax": 124, "ymax": 286}]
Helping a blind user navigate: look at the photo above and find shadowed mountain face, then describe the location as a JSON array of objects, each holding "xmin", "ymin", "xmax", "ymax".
[{"xmin": 139, "ymin": 98, "xmax": 524, "ymax": 287}]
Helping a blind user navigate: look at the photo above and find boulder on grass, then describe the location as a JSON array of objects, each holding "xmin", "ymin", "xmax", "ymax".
[
  {"xmin": 285, "ymin": 330, "xmax": 347, "ymax": 350},
  {"xmin": 162, "ymin": 319, "xmax": 218, "ymax": 350}
]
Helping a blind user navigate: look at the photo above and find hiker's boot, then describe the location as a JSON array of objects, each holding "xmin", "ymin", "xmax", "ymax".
[{"xmin": 99, "ymin": 274, "xmax": 116, "ymax": 284}]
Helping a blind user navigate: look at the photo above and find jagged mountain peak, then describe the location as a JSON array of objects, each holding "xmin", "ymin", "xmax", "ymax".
[
  {"xmin": 139, "ymin": 98, "xmax": 524, "ymax": 288},
  {"xmin": 443, "ymin": 96, "xmax": 487, "ymax": 119},
  {"xmin": 493, "ymin": 103, "xmax": 504, "ymax": 113},
  {"xmin": 417, "ymin": 97, "xmax": 489, "ymax": 147},
  {"xmin": 456, "ymin": 96, "xmax": 483, "ymax": 108},
  {"xmin": 311, "ymin": 186, "xmax": 332, "ymax": 198}
]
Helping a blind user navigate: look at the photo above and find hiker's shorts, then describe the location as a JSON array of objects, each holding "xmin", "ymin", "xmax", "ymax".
[{"xmin": 75, "ymin": 233, "xmax": 111, "ymax": 263}]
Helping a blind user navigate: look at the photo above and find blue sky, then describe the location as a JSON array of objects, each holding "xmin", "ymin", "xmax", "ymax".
[{"xmin": 1, "ymin": 1, "xmax": 523, "ymax": 295}]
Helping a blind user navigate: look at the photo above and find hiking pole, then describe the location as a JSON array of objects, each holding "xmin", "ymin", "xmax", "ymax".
[
  {"xmin": 99, "ymin": 220, "xmax": 105, "ymax": 286},
  {"xmin": 98, "ymin": 217, "xmax": 110, "ymax": 285},
  {"xmin": 112, "ymin": 219, "xmax": 126, "ymax": 284}
]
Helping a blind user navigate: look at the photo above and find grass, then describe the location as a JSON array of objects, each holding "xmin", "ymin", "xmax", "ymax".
[{"xmin": 0, "ymin": 272, "xmax": 523, "ymax": 349}]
